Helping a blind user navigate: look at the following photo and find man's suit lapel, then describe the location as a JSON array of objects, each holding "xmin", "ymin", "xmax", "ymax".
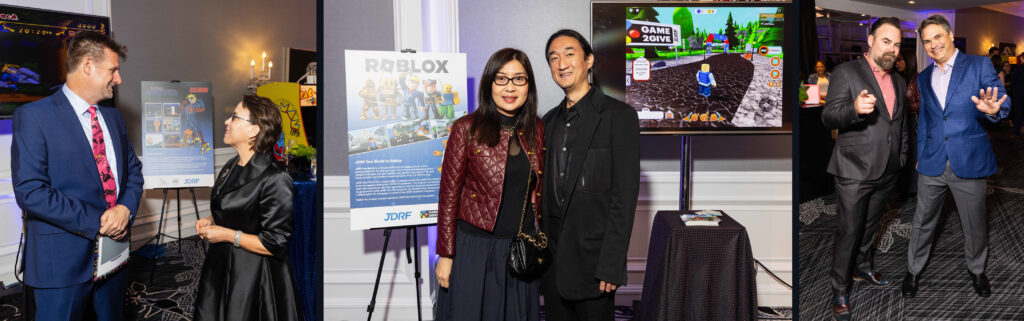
[
  {"xmin": 99, "ymin": 108, "xmax": 124, "ymax": 186},
  {"xmin": 54, "ymin": 91, "xmax": 103, "ymax": 188},
  {"xmin": 892, "ymin": 73, "xmax": 905, "ymax": 121},
  {"xmin": 560, "ymin": 91, "xmax": 603, "ymax": 217},
  {"xmin": 944, "ymin": 53, "xmax": 969, "ymax": 113},
  {"xmin": 854, "ymin": 58, "xmax": 892, "ymax": 121},
  {"xmin": 920, "ymin": 66, "xmax": 940, "ymax": 112}
]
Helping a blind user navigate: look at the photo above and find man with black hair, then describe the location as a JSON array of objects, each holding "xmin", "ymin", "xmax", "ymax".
[
  {"xmin": 540, "ymin": 29, "xmax": 640, "ymax": 321},
  {"xmin": 821, "ymin": 17, "xmax": 908, "ymax": 321}
]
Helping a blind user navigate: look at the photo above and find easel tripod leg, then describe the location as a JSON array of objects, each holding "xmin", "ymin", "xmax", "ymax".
[{"xmin": 367, "ymin": 228, "xmax": 393, "ymax": 321}]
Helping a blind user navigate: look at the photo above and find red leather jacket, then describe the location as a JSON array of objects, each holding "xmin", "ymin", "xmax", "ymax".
[{"xmin": 437, "ymin": 114, "xmax": 544, "ymax": 257}]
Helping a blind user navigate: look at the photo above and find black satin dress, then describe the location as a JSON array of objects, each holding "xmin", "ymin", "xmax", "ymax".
[{"xmin": 194, "ymin": 152, "xmax": 301, "ymax": 320}]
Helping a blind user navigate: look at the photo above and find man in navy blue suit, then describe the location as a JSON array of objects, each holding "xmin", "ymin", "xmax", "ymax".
[
  {"xmin": 902, "ymin": 15, "xmax": 1009, "ymax": 299},
  {"xmin": 11, "ymin": 31, "xmax": 143, "ymax": 320}
]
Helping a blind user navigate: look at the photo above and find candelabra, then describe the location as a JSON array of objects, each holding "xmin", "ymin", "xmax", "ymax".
[{"xmin": 247, "ymin": 51, "xmax": 273, "ymax": 92}]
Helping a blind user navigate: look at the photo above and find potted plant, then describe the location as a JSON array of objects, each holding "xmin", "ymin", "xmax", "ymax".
[{"xmin": 287, "ymin": 144, "xmax": 316, "ymax": 180}]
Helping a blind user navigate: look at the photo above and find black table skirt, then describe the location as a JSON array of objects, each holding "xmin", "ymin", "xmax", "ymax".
[{"xmin": 638, "ymin": 211, "xmax": 758, "ymax": 321}]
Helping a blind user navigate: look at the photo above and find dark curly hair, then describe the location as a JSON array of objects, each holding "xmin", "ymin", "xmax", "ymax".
[{"xmin": 242, "ymin": 95, "xmax": 282, "ymax": 153}]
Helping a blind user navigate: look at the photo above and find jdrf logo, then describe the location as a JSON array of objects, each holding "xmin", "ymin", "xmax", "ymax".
[
  {"xmin": 184, "ymin": 178, "xmax": 200, "ymax": 185},
  {"xmin": 385, "ymin": 211, "xmax": 412, "ymax": 221}
]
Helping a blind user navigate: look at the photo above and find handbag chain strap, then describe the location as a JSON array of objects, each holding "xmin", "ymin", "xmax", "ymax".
[{"xmin": 515, "ymin": 134, "xmax": 548, "ymax": 250}]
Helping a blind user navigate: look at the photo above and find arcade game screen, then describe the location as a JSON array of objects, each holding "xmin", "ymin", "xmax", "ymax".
[
  {"xmin": 593, "ymin": 3, "xmax": 791, "ymax": 133},
  {"xmin": 0, "ymin": 5, "xmax": 110, "ymax": 118}
]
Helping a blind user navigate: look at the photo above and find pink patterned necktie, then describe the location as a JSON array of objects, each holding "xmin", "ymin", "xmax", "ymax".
[{"xmin": 87, "ymin": 106, "xmax": 116, "ymax": 209}]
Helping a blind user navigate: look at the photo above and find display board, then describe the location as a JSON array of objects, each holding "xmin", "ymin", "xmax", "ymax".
[
  {"xmin": 344, "ymin": 50, "xmax": 467, "ymax": 230},
  {"xmin": 0, "ymin": 5, "xmax": 110, "ymax": 118},
  {"xmin": 141, "ymin": 81, "xmax": 215, "ymax": 189},
  {"xmin": 593, "ymin": 2, "xmax": 792, "ymax": 134}
]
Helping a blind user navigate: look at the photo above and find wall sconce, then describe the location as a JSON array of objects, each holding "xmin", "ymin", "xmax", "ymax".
[{"xmin": 247, "ymin": 51, "xmax": 273, "ymax": 92}]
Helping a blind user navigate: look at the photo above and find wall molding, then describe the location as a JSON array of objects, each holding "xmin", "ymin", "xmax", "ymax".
[{"xmin": 323, "ymin": 170, "xmax": 793, "ymax": 314}]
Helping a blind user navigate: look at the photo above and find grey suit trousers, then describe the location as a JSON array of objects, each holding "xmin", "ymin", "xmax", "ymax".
[{"xmin": 907, "ymin": 162, "xmax": 989, "ymax": 275}]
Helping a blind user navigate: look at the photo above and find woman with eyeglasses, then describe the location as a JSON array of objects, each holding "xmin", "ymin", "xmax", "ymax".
[
  {"xmin": 435, "ymin": 48, "xmax": 545, "ymax": 320},
  {"xmin": 194, "ymin": 95, "xmax": 301, "ymax": 320}
]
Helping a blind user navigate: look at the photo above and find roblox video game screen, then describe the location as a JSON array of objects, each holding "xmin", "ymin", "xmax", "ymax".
[{"xmin": 593, "ymin": 3, "xmax": 790, "ymax": 133}]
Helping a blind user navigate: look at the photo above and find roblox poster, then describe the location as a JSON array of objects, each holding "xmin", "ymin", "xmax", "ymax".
[
  {"xmin": 344, "ymin": 50, "xmax": 467, "ymax": 230},
  {"xmin": 624, "ymin": 6, "xmax": 784, "ymax": 128},
  {"xmin": 140, "ymin": 81, "xmax": 215, "ymax": 188}
]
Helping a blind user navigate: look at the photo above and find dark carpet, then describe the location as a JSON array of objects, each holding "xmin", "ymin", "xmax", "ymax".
[
  {"xmin": 0, "ymin": 234, "xmax": 794, "ymax": 320},
  {"xmin": 799, "ymin": 127, "xmax": 1024, "ymax": 320}
]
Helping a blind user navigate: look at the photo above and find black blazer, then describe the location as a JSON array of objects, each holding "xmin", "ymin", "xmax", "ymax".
[
  {"xmin": 541, "ymin": 87, "xmax": 641, "ymax": 300},
  {"xmin": 822, "ymin": 58, "xmax": 908, "ymax": 181}
]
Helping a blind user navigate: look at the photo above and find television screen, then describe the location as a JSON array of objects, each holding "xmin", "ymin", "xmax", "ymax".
[
  {"xmin": 0, "ymin": 5, "xmax": 110, "ymax": 118},
  {"xmin": 593, "ymin": 2, "xmax": 792, "ymax": 134}
]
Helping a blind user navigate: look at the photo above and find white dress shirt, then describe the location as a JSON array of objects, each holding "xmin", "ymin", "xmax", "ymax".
[
  {"xmin": 930, "ymin": 49, "xmax": 959, "ymax": 110},
  {"xmin": 62, "ymin": 84, "xmax": 120, "ymax": 198}
]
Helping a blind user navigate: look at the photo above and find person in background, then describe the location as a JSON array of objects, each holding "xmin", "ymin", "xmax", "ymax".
[
  {"xmin": 1012, "ymin": 54, "xmax": 1024, "ymax": 138},
  {"xmin": 12, "ymin": 31, "xmax": 144, "ymax": 321},
  {"xmin": 896, "ymin": 50, "xmax": 920, "ymax": 194},
  {"xmin": 434, "ymin": 48, "xmax": 545, "ymax": 320},
  {"xmin": 992, "ymin": 56, "xmax": 1009, "ymax": 89},
  {"xmin": 808, "ymin": 60, "xmax": 831, "ymax": 101},
  {"xmin": 194, "ymin": 95, "xmax": 301, "ymax": 320}
]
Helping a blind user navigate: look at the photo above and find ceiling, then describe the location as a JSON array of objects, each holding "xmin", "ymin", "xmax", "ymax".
[
  {"xmin": 851, "ymin": 0, "xmax": 1024, "ymax": 14},
  {"xmin": 982, "ymin": 1, "xmax": 1024, "ymax": 17}
]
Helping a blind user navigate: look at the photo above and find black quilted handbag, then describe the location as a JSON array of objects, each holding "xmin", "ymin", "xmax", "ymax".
[{"xmin": 507, "ymin": 168, "xmax": 551, "ymax": 279}]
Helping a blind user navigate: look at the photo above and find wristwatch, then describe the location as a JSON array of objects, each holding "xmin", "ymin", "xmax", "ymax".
[{"xmin": 233, "ymin": 230, "xmax": 242, "ymax": 248}]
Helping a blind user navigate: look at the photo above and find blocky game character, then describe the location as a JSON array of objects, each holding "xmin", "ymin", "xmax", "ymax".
[
  {"xmin": 696, "ymin": 63, "xmax": 717, "ymax": 97},
  {"xmin": 423, "ymin": 79, "xmax": 443, "ymax": 119},
  {"xmin": 399, "ymin": 73, "xmax": 424, "ymax": 120},
  {"xmin": 181, "ymin": 93, "xmax": 211, "ymax": 153},
  {"xmin": 378, "ymin": 78, "xmax": 401, "ymax": 119},
  {"xmin": 358, "ymin": 79, "xmax": 380, "ymax": 119},
  {"xmin": 439, "ymin": 83, "xmax": 460, "ymax": 120}
]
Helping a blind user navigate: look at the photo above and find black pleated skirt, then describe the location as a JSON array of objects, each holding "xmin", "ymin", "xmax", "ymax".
[{"xmin": 435, "ymin": 227, "xmax": 540, "ymax": 321}]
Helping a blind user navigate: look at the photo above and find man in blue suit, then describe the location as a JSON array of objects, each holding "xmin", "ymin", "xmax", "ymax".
[
  {"xmin": 11, "ymin": 31, "xmax": 143, "ymax": 320},
  {"xmin": 902, "ymin": 15, "xmax": 1009, "ymax": 299}
]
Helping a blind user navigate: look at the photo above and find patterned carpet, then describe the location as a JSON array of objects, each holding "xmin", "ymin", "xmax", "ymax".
[
  {"xmin": 799, "ymin": 128, "xmax": 1024, "ymax": 320},
  {"xmin": 0, "ymin": 234, "xmax": 795, "ymax": 320}
]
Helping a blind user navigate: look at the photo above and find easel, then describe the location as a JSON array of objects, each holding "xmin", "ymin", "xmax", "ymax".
[
  {"xmin": 365, "ymin": 48, "xmax": 430, "ymax": 321},
  {"xmin": 366, "ymin": 225, "xmax": 427, "ymax": 321},
  {"xmin": 139, "ymin": 187, "xmax": 201, "ymax": 281}
]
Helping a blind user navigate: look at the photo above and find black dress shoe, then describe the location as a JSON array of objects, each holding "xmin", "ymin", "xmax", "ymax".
[
  {"xmin": 902, "ymin": 272, "xmax": 919, "ymax": 298},
  {"xmin": 853, "ymin": 270, "xmax": 891, "ymax": 287},
  {"xmin": 968, "ymin": 271, "xmax": 991, "ymax": 297},
  {"xmin": 832, "ymin": 295, "xmax": 851, "ymax": 321}
]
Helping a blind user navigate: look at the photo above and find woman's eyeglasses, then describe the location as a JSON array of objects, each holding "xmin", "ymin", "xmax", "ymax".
[
  {"xmin": 229, "ymin": 113, "xmax": 254, "ymax": 124},
  {"xmin": 494, "ymin": 75, "xmax": 528, "ymax": 86}
]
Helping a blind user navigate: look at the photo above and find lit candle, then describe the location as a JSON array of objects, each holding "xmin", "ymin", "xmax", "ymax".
[
  {"xmin": 268, "ymin": 61, "xmax": 273, "ymax": 79},
  {"xmin": 261, "ymin": 52, "xmax": 267, "ymax": 73},
  {"xmin": 250, "ymin": 59, "xmax": 255, "ymax": 79}
]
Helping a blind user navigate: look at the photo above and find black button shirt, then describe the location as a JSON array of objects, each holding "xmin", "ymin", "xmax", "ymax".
[{"xmin": 550, "ymin": 88, "xmax": 595, "ymax": 205}]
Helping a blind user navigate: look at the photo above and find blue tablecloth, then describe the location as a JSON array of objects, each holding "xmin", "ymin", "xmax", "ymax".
[{"xmin": 290, "ymin": 180, "xmax": 316, "ymax": 321}]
